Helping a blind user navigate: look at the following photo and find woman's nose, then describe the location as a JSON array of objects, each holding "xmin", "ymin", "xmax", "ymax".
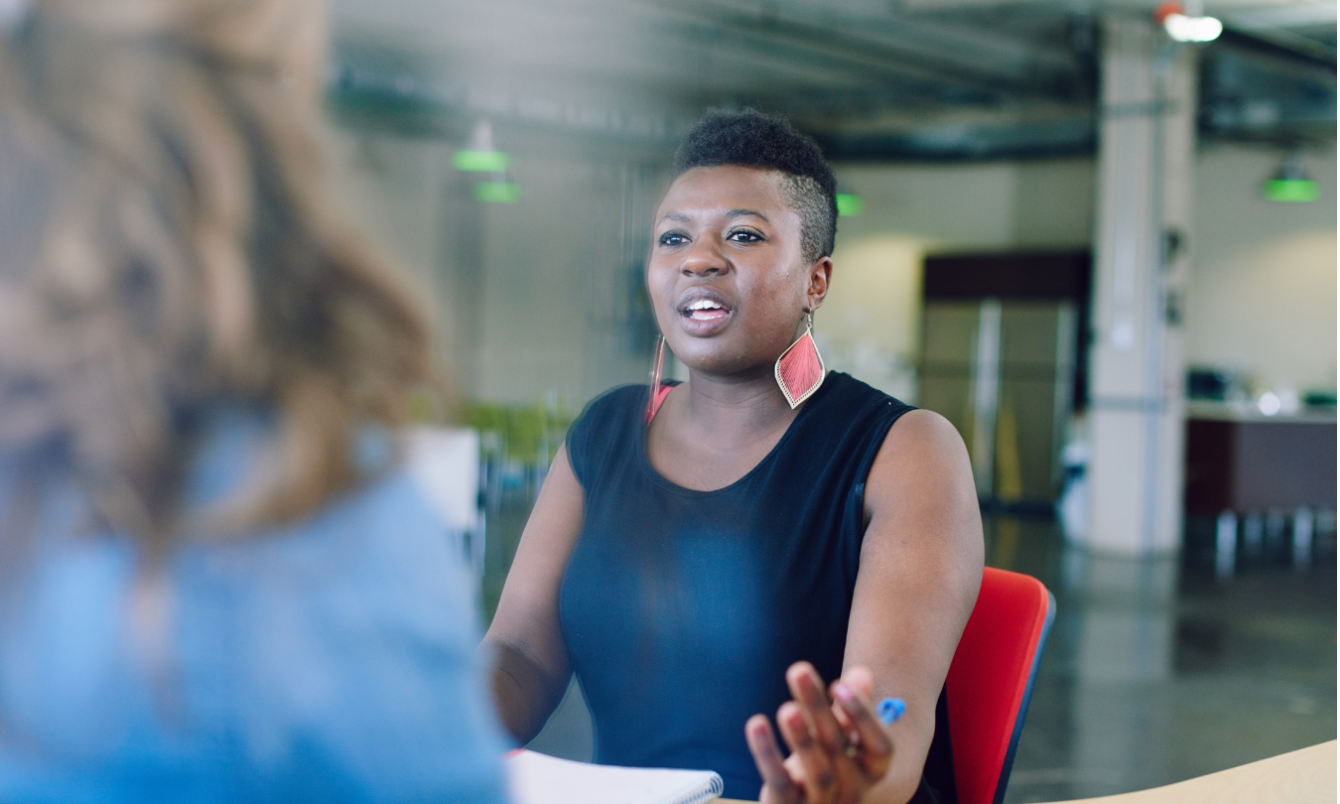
[{"xmin": 680, "ymin": 240, "xmax": 728, "ymax": 277}]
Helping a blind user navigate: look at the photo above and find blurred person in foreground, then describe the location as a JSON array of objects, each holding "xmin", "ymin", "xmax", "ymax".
[
  {"xmin": 486, "ymin": 110, "xmax": 984, "ymax": 804},
  {"xmin": 0, "ymin": 0, "xmax": 508, "ymax": 800}
]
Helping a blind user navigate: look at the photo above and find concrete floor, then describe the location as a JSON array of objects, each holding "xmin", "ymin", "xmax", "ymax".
[
  {"xmin": 481, "ymin": 504, "xmax": 1337, "ymax": 802},
  {"xmin": 992, "ymin": 516, "xmax": 1336, "ymax": 802}
]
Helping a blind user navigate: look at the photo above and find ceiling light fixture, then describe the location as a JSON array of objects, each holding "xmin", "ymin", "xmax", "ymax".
[
  {"xmin": 475, "ymin": 181, "xmax": 522, "ymax": 204},
  {"xmin": 1153, "ymin": 1, "xmax": 1223, "ymax": 43},
  {"xmin": 836, "ymin": 193, "xmax": 864, "ymax": 217},
  {"xmin": 455, "ymin": 120, "xmax": 510, "ymax": 173},
  {"xmin": 1263, "ymin": 152, "xmax": 1318, "ymax": 203},
  {"xmin": 455, "ymin": 120, "xmax": 522, "ymax": 203}
]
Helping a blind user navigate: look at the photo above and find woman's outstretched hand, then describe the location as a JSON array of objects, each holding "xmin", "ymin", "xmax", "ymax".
[{"xmin": 745, "ymin": 662, "xmax": 895, "ymax": 804}]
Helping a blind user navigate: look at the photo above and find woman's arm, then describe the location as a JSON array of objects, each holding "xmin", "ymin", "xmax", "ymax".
[
  {"xmin": 746, "ymin": 410, "xmax": 983, "ymax": 804},
  {"xmin": 845, "ymin": 409, "xmax": 984, "ymax": 803},
  {"xmin": 482, "ymin": 443, "xmax": 586, "ymax": 744}
]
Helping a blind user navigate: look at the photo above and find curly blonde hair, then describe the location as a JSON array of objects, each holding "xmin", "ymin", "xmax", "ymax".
[{"xmin": 0, "ymin": 0, "xmax": 433, "ymax": 559}]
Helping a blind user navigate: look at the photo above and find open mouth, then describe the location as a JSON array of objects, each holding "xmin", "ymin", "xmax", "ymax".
[
  {"xmin": 682, "ymin": 298, "xmax": 730, "ymax": 321},
  {"xmin": 674, "ymin": 288, "xmax": 735, "ymax": 336}
]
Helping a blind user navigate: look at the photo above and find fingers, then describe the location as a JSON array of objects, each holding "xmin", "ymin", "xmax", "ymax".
[
  {"xmin": 842, "ymin": 665, "xmax": 875, "ymax": 700},
  {"xmin": 787, "ymin": 662, "xmax": 867, "ymax": 798},
  {"xmin": 776, "ymin": 701, "xmax": 841, "ymax": 802},
  {"xmin": 828, "ymin": 679, "xmax": 858, "ymax": 746},
  {"xmin": 759, "ymin": 662, "xmax": 898, "ymax": 803},
  {"xmin": 786, "ymin": 663, "xmax": 850, "ymax": 757},
  {"xmin": 746, "ymin": 714, "xmax": 801, "ymax": 804},
  {"xmin": 829, "ymin": 665, "xmax": 876, "ymax": 750},
  {"xmin": 830, "ymin": 676, "xmax": 894, "ymax": 777}
]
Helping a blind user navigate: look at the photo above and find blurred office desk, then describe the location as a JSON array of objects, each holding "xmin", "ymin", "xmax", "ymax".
[
  {"xmin": 716, "ymin": 740, "xmax": 1336, "ymax": 804},
  {"xmin": 1184, "ymin": 402, "xmax": 1337, "ymax": 574},
  {"xmin": 1184, "ymin": 402, "xmax": 1337, "ymax": 513}
]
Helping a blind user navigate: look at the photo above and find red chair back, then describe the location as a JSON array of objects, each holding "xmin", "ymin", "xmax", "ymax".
[{"xmin": 946, "ymin": 567, "xmax": 1056, "ymax": 804}]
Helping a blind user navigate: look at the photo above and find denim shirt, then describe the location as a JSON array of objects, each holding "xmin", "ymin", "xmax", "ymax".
[{"xmin": 0, "ymin": 412, "xmax": 510, "ymax": 803}]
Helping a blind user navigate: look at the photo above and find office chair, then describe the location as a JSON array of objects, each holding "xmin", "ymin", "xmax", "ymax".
[{"xmin": 945, "ymin": 567, "xmax": 1056, "ymax": 804}]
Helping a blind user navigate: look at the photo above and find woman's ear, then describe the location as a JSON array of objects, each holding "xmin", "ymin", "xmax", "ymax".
[{"xmin": 806, "ymin": 256, "xmax": 833, "ymax": 313}]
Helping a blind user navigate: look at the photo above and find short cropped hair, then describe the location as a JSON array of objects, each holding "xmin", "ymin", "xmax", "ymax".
[{"xmin": 671, "ymin": 109, "xmax": 837, "ymax": 264}]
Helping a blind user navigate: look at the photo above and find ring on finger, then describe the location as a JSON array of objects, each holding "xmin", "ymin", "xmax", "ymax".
[{"xmin": 843, "ymin": 743, "xmax": 858, "ymax": 759}]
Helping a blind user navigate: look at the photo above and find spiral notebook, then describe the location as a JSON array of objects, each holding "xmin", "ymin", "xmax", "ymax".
[{"xmin": 506, "ymin": 749, "xmax": 724, "ymax": 804}]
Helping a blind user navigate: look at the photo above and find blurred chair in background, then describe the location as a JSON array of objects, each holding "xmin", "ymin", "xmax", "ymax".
[{"xmin": 0, "ymin": 0, "xmax": 509, "ymax": 800}]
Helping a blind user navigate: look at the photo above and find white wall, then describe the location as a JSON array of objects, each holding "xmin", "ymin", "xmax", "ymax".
[
  {"xmin": 474, "ymin": 146, "xmax": 660, "ymax": 406},
  {"xmin": 324, "ymin": 131, "xmax": 487, "ymax": 394},
  {"xmin": 823, "ymin": 158, "xmax": 1095, "ymax": 401},
  {"xmin": 1185, "ymin": 144, "xmax": 1337, "ymax": 394},
  {"xmin": 325, "ymin": 127, "xmax": 660, "ymax": 408}
]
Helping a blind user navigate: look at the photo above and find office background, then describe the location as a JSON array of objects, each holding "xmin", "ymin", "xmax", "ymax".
[{"xmin": 321, "ymin": 2, "xmax": 1335, "ymax": 801}]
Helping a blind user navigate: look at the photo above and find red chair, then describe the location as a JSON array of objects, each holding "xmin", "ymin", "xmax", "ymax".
[{"xmin": 946, "ymin": 567, "xmax": 1056, "ymax": 804}]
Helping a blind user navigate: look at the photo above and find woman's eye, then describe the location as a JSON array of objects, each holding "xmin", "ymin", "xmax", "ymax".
[
  {"xmin": 658, "ymin": 232, "xmax": 689, "ymax": 247},
  {"xmin": 727, "ymin": 230, "xmax": 763, "ymax": 243}
]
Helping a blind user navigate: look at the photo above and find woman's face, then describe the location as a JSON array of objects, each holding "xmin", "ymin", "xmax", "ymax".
[{"xmin": 647, "ymin": 165, "xmax": 830, "ymax": 377}]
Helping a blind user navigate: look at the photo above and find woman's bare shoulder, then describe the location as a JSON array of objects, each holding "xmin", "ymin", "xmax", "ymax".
[
  {"xmin": 864, "ymin": 408, "xmax": 978, "ymax": 527},
  {"xmin": 879, "ymin": 409, "xmax": 970, "ymax": 468}
]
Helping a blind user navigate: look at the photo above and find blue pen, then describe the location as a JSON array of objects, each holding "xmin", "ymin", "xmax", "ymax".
[{"xmin": 877, "ymin": 697, "xmax": 906, "ymax": 725}]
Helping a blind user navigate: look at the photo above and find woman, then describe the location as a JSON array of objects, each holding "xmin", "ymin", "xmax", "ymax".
[
  {"xmin": 0, "ymin": 1, "xmax": 507, "ymax": 800},
  {"xmin": 485, "ymin": 110, "xmax": 984, "ymax": 804}
]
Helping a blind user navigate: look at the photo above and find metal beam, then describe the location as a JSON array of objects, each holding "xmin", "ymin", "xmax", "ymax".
[
  {"xmin": 1218, "ymin": 28, "xmax": 1336, "ymax": 76},
  {"xmin": 664, "ymin": 0, "xmax": 1081, "ymax": 105}
]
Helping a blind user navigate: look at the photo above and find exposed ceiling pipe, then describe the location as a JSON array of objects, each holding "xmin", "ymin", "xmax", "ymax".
[
  {"xmin": 665, "ymin": 0, "xmax": 1082, "ymax": 105},
  {"xmin": 1217, "ymin": 28, "xmax": 1336, "ymax": 75}
]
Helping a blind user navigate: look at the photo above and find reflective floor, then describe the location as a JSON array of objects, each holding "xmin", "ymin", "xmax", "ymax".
[
  {"xmin": 992, "ymin": 516, "xmax": 1336, "ymax": 802},
  {"xmin": 481, "ymin": 506, "xmax": 1337, "ymax": 802}
]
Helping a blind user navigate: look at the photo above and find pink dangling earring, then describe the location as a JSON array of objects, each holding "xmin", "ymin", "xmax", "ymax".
[
  {"xmin": 646, "ymin": 334, "xmax": 673, "ymax": 424},
  {"xmin": 775, "ymin": 312, "xmax": 825, "ymax": 409}
]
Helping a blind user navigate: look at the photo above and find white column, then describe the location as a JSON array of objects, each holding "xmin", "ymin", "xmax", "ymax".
[{"xmin": 1087, "ymin": 18, "xmax": 1195, "ymax": 555}]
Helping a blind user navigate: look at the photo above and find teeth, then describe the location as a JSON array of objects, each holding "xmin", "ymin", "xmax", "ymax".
[{"xmin": 687, "ymin": 299, "xmax": 724, "ymax": 311}]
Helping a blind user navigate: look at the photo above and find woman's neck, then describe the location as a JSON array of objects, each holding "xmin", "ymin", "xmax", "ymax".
[
  {"xmin": 646, "ymin": 364, "xmax": 804, "ymax": 491},
  {"xmin": 678, "ymin": 365, "xmax": 798, "ymax": 444}
]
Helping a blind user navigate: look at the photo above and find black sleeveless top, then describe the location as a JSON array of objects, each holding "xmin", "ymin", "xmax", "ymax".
[{"xmin": 559, "ymin": 372, "xmax": 956, "ymax": 802}]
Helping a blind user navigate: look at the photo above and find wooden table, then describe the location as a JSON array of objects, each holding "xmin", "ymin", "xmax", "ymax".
[{"xmin": 719, "ymin": 740, "xmax": 1336, "ymax": 804}]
